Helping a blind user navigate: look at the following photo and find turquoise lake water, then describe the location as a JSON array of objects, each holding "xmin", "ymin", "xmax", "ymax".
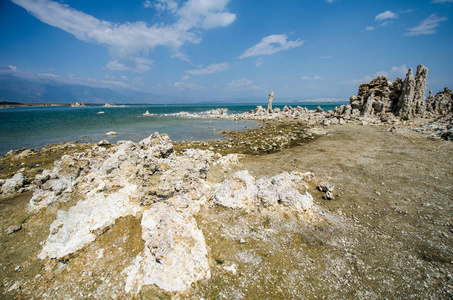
[{"xmin": 0, "ymin": 103, "xmax": 340, "ymax": 154}]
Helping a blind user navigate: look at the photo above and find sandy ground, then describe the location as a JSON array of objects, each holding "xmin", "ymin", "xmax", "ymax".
[
  {"xmin": 1, "ymin": 122, "xmax": 452, "ymax": 299},
  {"xmin": 223, "ymin": 123, "xmax": 453, "ymax": 298}
]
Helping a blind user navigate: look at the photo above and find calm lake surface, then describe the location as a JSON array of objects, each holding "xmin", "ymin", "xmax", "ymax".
[{"xmin": 0, "ymin": 103, "xmax": 339, "ymax": 154}]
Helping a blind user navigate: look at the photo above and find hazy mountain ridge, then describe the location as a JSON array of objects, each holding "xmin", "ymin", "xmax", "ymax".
[{"xmin": 0, "ymin": 74, "xmax": 172, "ymax": 104}]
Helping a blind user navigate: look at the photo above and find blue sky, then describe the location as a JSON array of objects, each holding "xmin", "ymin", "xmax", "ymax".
[{"xmin": 0, "ymin": 0, "xmax": 452, "ymax": 102}]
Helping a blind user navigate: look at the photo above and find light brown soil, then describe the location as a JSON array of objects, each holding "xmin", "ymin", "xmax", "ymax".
[
  {"xmin": 195, "ymin": 123, "xmax": 453, "ymax": 299},
  {"xmin": 1, "ymin": 123, "xmax": 452, "ymax": 299}
]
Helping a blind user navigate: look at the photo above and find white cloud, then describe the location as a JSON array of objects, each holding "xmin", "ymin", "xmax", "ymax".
[
  {"xmin": 365, "ymin": 26, "xmax": 375, "ymax": 31},
  {"xmin": 375, "ymin": 10, "xmax": 398, "ymax": 21},
  {"xmin": 11, "ymin": 0, "xmax": 236, "ymax": 70},
  {"xmin": 432, "ymin": 0, "xmax": 453, "ymax": 3},
  {"xmin": 171, "ymin": 52, "xmax": 191, "ymax": 62},
  {"xmin": 201, "ymin": 12, "xmax": 236, "ymax": 29},
  {"xmin": 226, "ymin": 78, "xmax": 260, "ymax": 90},
  {"xmin": 239, "ymin": 34, "xmax": 304, "ymax": 59},
  {"xmin": 143, "ymin": 0, "xmax": 152, "ymax": 8},
  {"xmin": 8, "ymin": 65, "xmax": 17, "ymax": 71},
  {"xmin": 153, "ymin": 0, "xmax": 179, "ymax": 12},
  {"xmin": 106, "ymin": 60, "xmax": 130, "ymax": 71},
  {"xmin": 405, "ymin": 14, "xmax": 448, "ymax": 36},
  {"xmin": 38, "ymin": 73, "xmax": 60, "ymax": 78},
  {"xmin": 325, "ymin": 0, "xmax": 336, "ymax": 3},
  {"xmin": 186, "ymin": 62, "xmax": 230, "ymax": 75},
  {"xmin": 301, "ymin": 75, "xmax": 322, "ymax": 80}
]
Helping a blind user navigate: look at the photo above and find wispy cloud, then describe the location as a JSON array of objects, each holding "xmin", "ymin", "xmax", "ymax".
[
  {"xmin": 405, "ymin": 14, "xmax": 447, "ymax": 36},
  {"xmin": 171, "ymin": 75, "xmax": 201, "ymax": 90},
  {"xmin": 375, "ymin": 10, "xmax": 398, "ymax": 21},
  {"xmin": 186, "ymin": 62, "xmax": 230, "ymax": 75},
  {"xmin": 106, "ymin": 60, "xmax": 130, "ymax": 71},
  {"xmin": 301, "ymin": 75, "xmax": 322, "ymax": 80},
  {"xmin": 432, "ymin": 0, "xmax": 453, "ymax": 3},
  {"xmin": 11, "ymin": 0, "xmax": 236, "ymax": 72},
  {"xmin": 239, "ymin": 34, "xmax": 304, "ymax": 59},
  {"xmin": 366, "ymin": 10, "xmax": 398, "ymax": 31},
  {"xmin": 171, "ymin": 52, "xmax": 191, "ymax": 62},
  {"xmin": 226, "ymin": 78, "xmax": 261, "ymax": 90}
]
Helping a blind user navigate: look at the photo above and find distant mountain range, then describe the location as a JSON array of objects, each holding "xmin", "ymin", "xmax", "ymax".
[
  {"xmin": 0, "ymin": 74, "xmax": 179, "ymax": 104},
  {"xmin": 0, "ymin": 70, "xmax": 348, "ymax": 105}
]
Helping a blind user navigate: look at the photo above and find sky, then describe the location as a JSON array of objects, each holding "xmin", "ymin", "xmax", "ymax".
[{"xmin": 0, "ymin": 0, "xmax": 452, "ymax": 102}]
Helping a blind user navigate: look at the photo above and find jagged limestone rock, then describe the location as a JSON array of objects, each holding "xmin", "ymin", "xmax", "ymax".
[
  {"xmin": 214, "ymin": 170, "xmax": 315, "ymax": 214},
  {"xmin": 341, "ymin": 64, "xmax": 435, "ymax": 119},
  {"xmin": 2, "ymin": 172, "xmax": 25, "ymax": 194},
  {"xmin": 124, "ymin": 202, "xmax": 210, "ymax": 293},
  {"xmin": 38, "ymin": 184, "xmax": 141, "ymax": 261},
  {"xmin": 426, "ymin": 87, "xmax": 453, "ymax": 115},
  {"xmin": 396, "ymin": 68, "xmax": 416, "ymax": 116}
]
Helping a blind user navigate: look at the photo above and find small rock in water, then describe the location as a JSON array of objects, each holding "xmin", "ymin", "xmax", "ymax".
[
  {"xmin": 98, "ymin": 139, "xmax": 111, "ymax": 146},
  {"xmin": 105, "ymin": 131, "xmax": 117, "ymax": 136}
]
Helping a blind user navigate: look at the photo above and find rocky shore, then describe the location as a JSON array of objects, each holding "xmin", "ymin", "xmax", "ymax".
[{"xmin": 1, "ymin": 64, "xmax": 452, "ymax": 299}]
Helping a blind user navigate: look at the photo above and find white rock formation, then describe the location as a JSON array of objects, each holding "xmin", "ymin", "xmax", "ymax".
[
  {"xmin": 2, "ymin": 172, "xmax": 25, "ymax": 194},
  {"xmin": 124, "ymin": 203, "xmax": 210, "ymax": 293},
  {"xmin": 267, "ymin": 92, "xmax": 274, "ymax": 112},
  {"xmin": 38, "ymin": 184, "xmax": 141, "ymax": 260},
  {"xmin": 214, "ymin": 170, "xmax": 315, "ymax": 213}
]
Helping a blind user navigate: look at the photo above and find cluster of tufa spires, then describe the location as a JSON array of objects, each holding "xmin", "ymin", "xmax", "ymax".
[{"xmin": 335, "ymin": 64, "xmax": 452, "ymax": 119}]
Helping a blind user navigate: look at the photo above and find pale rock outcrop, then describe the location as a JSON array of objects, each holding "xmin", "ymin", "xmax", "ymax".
[
  {"xmin": 214, "ymin": 170, "xmax": 315, "ymax": 214},
  {"xmin": 255, "ymin": 105, "xmax": 267, "ymax": 116},
  {"xmin": 426, "ymin": 87, "xmax": 453, "ymax": 116},
  {"xmin": 214, "ymin": 170, "xmax": 258, "ymax": 210},
  {"xmin": 124, "ymin": 203, "xmax": 210, "ymax": 293},
  {"xmin": 31, "ymin": 132, "xmax": 219, "ymax": 293},
  {"xmin": 1, "ymin": 172, "xmax": 25, "ymax": 194},
  {"xmin": 38, "ymin": 184, "xmax": 141, "ymax": 261}
]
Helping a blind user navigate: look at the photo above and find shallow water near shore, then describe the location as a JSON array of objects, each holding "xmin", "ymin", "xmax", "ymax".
[{"xmin": 0, "ymin": 103, "xmax": 338, "ymax": 154}]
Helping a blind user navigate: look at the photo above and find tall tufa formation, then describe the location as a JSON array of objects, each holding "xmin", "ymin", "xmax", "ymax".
[
  {"xmin": 267, "ymin": 92, "xmax": 274, "ymax": 112},
  {"xmin": 396, "ymin": 65, "xmax": 428, "ymax": 117},
  {"xmin": 336, "ymin": 64, "xmax": 441, "ymax": 119}
]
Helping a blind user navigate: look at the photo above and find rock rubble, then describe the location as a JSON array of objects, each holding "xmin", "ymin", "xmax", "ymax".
[{"xmin": 14, "ymin": 132, "xmax": 319, "ymax": 295}]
